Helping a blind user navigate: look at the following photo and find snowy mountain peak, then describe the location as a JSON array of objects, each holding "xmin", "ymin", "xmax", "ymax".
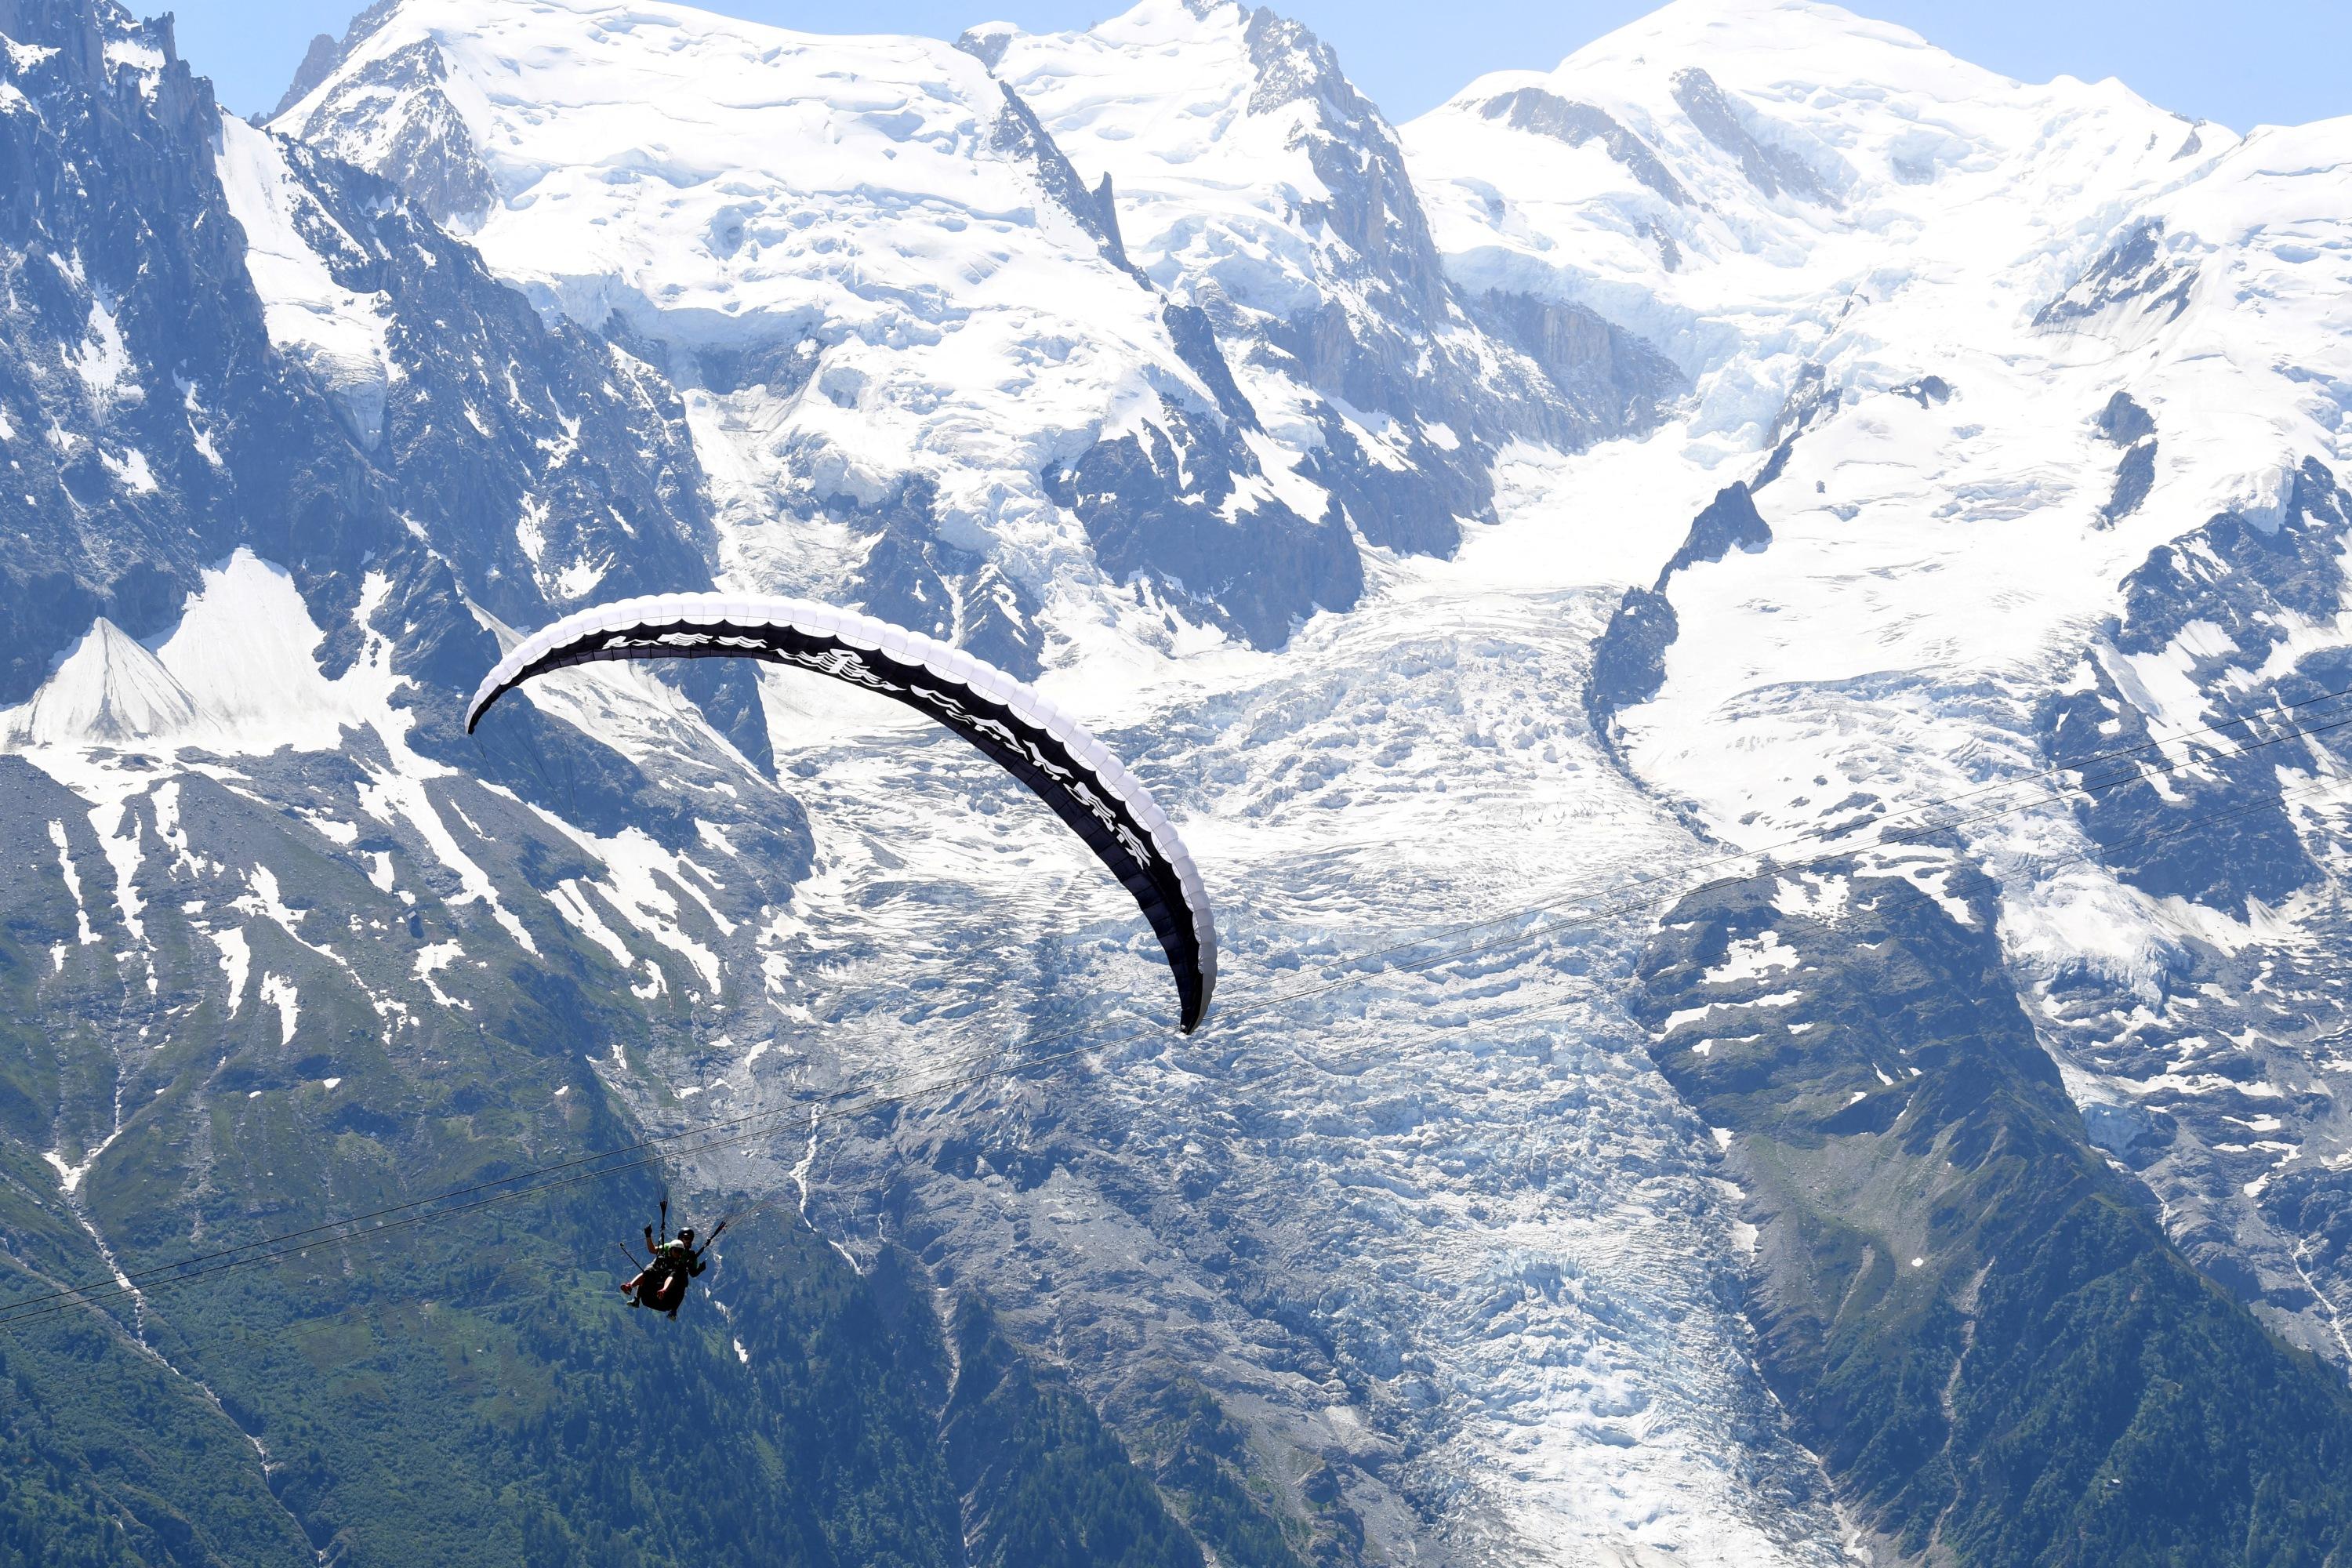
[
  {"xmin": 274, "ymin": 0, "xmax": 1229, "ymax": 659},
  {"xmin": 1545, "ymin": 0, "xmax": 1976, "ymax": 79},
  {"xmin": 1075, "ymin": 0, "xmax": 1250, "ymax": 44},
  {"xmin": 1407, "ymin": 0, "xmax": 2221, "ymax": 421},
  {"xmin": 274, "ymin": 0, "xmax": 1050, "ymax": 282},
  {"xmin": 282, "ymin": 0, "xmax": 1627, "ymax": 667},
  {"xmin": 981, "ymin": 0, "xmax": 1676, "ymax": 582},
  {"xmin": 1397, "ymin": 0, "xmax": 2352, "ymax": 1404}
]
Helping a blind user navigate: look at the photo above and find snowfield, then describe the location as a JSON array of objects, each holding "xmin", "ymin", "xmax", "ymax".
[
  {"xmin": 275, "ymin": 0, "xmax": 1272, "ymax": 657},
  {"xmin": 18, "ymin": 0, "xmax": 2352, "ymax": 1560},
  {"xmin": 1411, "ymin": 0, "xmax": 2352, "ymax": 1377}
]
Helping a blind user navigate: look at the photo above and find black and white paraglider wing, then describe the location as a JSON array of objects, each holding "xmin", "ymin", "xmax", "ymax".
[{"xmin": 465, "ymin": 594, "xmax": 1218, "ymax": 1032}]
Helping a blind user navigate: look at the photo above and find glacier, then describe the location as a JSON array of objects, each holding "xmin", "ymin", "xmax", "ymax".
[
  {"xmin": 1411, "ymin": 0, "xmax": 2352, "ymax": 1381},
  {"xmin": 9, "ymin": 0, "xmax": 2352, "ymax": 1561}
]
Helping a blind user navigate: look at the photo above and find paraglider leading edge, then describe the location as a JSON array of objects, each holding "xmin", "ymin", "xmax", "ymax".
[{"xmin": 464, "ymin": 593, "xmax": 1218, "ymax": 1032}]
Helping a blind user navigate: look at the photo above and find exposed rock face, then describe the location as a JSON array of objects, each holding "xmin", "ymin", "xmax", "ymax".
[
  {"xmin": 1587, "ymin": 586, "xmax": 1677, "ymax": 722},
  {"xmin": 2034, "ymin": 219, "xmax": 2200, "ymax": 332},
  {"xmin": 2095, "ymin": 390, "xmax": 2160, "ymax": 526},
  {"xmin": 275, "ymin": 0, "xmax": 1377, "ymax": 666},
  {"xmin": 983, "ymin": 80, "xmax": 1145, "ymax": 284},
  {"xmin": 2096, "ymin": 390, "xmax": 2157, "ymax": 446},
  {"xmin": 1669, "ymin": 66, "xmax": 1839, "ymax": 205},
  {"xmin": 1479, "ymin": 87, "xmax": 1694, "ymax": 205},
  {"xmin": 1657, "ymin": 481, "xmax": 1772, "ymax": 581},
  {"xmin": 18, "ymin": 0, "xmax": 2352, "ymax": 1564},
  {"xmin": 1468, "ymin": 285, "xmax": 1686, "ymax": 439},
  {"xmin": 1639, "ymin": 860, "xmax": 2352, "ymax": 1564},
  {"xmin": 265, "ymin": 0, "xmax": 395, "ymax": 118},
  {"xmin": 281, "ymin": 35, "xmax": 494, "ymax": 230},
  {"xmin": 2045, "ymin": 461, "xmax": 2352, "ymax": 916},
  {"xmin": 1045, "ymin": 403, "xmax": 1363, "ymax": 649},
  {"xmin": 0, "ymin": 0, "xmax": 764, "ymax": 768}
]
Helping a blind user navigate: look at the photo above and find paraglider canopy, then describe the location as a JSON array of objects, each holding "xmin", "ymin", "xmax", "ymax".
[{"xmin": 466, "ymin": 594, "xmax": 1218, "ymax": 1032}]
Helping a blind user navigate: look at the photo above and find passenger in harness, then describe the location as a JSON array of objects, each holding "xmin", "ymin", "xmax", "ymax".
[{"xmin": 621, "ymin": 1204, "xmax": 724, "ymax": 1320}]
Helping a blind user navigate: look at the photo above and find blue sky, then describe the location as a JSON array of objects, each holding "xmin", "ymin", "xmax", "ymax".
[{"xmin": 173, "ymin": 0, "xmax": 2352, "ymax": 131}]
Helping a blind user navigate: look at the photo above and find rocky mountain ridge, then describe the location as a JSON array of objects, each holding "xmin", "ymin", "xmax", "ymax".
[{"xmin": 6, "ymin": 0, "xmax": 2352, "ymax": 1563}]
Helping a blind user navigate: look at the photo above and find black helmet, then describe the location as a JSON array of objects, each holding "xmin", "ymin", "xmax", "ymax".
[{"xmin": 677, "ymin": 1227, "xmax": 695, "ymax": 1243}]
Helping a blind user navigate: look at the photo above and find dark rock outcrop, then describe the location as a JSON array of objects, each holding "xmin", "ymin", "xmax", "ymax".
[
  {"xmin": 2042, "ymin": 460, "xmax": 2352, "ymax": 914},
  {"xmin": 1638, "ymin": 862, "xmax": 2352, "ymax": 1563},
  {"xmin": 1671, "ymin": 67, "xmax": 1838, "ymax": 205}
]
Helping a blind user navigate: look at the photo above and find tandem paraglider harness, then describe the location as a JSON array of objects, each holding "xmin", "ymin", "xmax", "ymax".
[{"xmin": 619, "ymin": 1199, "xmax": 726, "ymax": 1320}]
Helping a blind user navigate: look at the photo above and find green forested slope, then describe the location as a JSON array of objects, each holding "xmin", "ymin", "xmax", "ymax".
[
  {"xmin": 0, "ymin": 755, "xmax": 1272, "ymax": 1566},
  {"xmin": 1638, "ymin": 859, "xmax": 2352, "ymax": 1566}
]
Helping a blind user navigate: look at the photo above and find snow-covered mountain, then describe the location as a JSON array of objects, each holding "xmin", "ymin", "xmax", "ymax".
[
  {"xmin": 975, "ymin": 2, "xmax": 1679, "ymax": 556},
  {"xmin": 1410, "ymin": 0, "xmax": 2352, "ymax": 1374},
  {"xmin": 273, "ymin": 0, "xmax": 1341, "ymax": 666},
  {"xmin": 275, "ymin": 0, "xmax": 1683, "ymax": 673},
  {"xmin": 12, "ymin": 0, "xmax": 2352, "ymax": 1562}
]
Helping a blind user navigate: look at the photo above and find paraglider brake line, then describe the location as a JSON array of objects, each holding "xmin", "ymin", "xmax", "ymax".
[{"xmin": 7, "ymin": 691, "xmax": 2352, "ymax": 1333}]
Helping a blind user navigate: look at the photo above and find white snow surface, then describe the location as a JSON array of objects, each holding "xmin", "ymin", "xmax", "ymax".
[
  {"xmin": 9, "ymin": 620, "xmax": 202, "ymax": 746},
  {"xmin": 259, "ymin": 972, "xmax": 300, "ymax": 1045},
  {"xmin": 216, "ymin": 115, "xmax": 400, "ymax": 445},
  {"xmin": 275, "ymin": 0, "xmax": 1239, "ymax": 637},
  {"xmin": 24, "ymin": 0, "xmax": 2352, "ymax": 1560},
  {"xmin": 1401, "ymin": 0, "xmax": 2352, "ymax": 972}
]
